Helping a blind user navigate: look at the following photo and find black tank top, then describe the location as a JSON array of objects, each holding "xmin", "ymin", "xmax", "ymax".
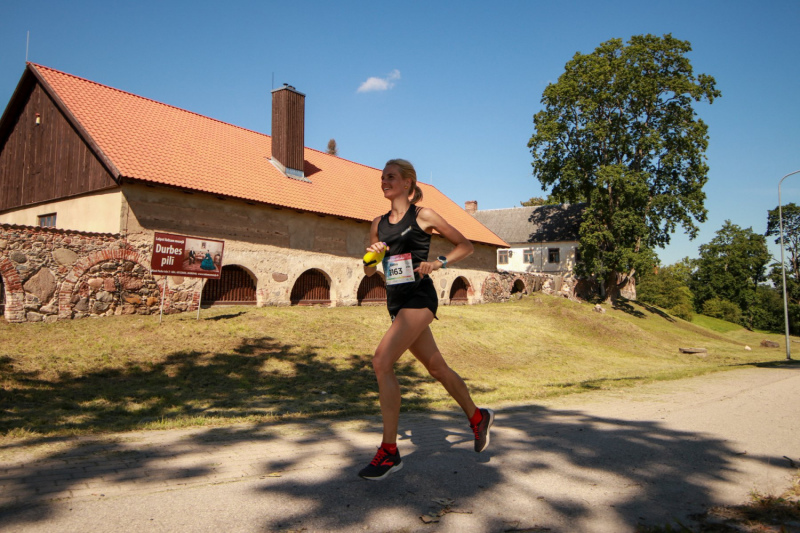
[{"xmin": 377, "ymin": 206, "xmax": 431, "ymax": 304}]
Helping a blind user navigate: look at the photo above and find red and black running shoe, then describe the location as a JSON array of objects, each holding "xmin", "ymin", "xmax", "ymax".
[
  {"xmin": 471, "ymin": 408, "xmax": 495, "ymax": 452},
  {"xmin": 358, "ymin": 447, "xmax": 403, "ymax": 481}
]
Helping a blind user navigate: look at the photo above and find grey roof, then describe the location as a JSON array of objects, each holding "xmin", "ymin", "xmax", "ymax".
[{"xmin": 472, "ymin": 203, "xmax": 584, "ymax": 244}]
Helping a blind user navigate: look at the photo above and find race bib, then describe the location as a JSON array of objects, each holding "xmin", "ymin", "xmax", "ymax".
[{"xmin": 384, "ymin": 253, "xmax": 415, "ymax": 285}]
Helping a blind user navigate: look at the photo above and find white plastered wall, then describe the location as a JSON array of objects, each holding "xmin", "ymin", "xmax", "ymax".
[
  {"xmin": 496, "ymin": 241, "xmax": 578, "ymax": 275},
  {"xmin": 0, "ymin": 190, "xmax": 123, "ymax": 234}
]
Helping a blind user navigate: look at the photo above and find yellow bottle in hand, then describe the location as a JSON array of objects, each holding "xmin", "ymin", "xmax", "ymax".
[{"xmin": 363, "ymin": 244, "xmax": 388, "ymax": 267}]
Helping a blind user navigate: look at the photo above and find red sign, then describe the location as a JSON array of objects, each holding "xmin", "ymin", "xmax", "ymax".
[{"xmin": 150, "ymin": 232, "xmax": 225, "ymax": 279}]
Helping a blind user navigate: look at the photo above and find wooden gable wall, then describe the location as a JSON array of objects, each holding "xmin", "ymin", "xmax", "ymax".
[{"xmin": 0, "ymin": 78, "xmax": 118, "ymax": 212}]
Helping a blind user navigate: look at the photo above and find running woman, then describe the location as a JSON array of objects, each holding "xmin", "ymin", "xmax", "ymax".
[{"xmin": 358, "ymin": 158, "xmax": 494, "ymax": 481}]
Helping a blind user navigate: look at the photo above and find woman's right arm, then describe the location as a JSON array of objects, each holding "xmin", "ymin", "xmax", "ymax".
[{"xmin": 364, "ymin": 216, "xmax": 384, "ymax": 276}]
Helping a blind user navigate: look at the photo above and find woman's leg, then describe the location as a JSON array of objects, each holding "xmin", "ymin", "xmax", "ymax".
[
  {"xmin": 372, "ymin": 307, "xmax": 434, "ymax": 443},
  {"xmin": 409, "ymin": 327, "xmax": 494, "ymax": 453},
  {"xmin": 408, "ymin": 326, "xmax": 477, "ymax": 419}
]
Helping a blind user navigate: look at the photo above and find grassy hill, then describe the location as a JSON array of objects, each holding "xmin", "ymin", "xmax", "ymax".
[{"xmin": 0, "ymin": 293, "xmax": 791, "ymax": 439}]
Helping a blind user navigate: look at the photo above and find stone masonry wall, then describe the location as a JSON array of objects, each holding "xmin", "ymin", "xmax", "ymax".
[
  {"xmin": 1, "ymin": 223, "xmax": 581, "ymax": 323},
  {"xmin": 480, "ymin": 271, "xmax": 578, "ymax": 303},
  {"xmin": 1, "ymin": 222, "xmax": 504, "ymax": 323},
  {"xmin": 0, "ymin": 224, "xmax": 194, "ymax": 323}
]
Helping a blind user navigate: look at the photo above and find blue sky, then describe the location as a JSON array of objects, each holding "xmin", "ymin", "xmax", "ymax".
[{"xmin": 1, "ymin": 1, "xmax": 798, "ymax": 265}]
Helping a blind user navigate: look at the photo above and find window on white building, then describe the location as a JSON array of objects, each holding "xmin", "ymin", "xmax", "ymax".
[
  {"xmin": 498, "ymin": 249, "xmax": 509, "ymax": 264},
  {"xmin": 523, "ymin": 249, "xmax": 534, "ymax": 263},
  {"xmin": 548, "ymin": 248, "xmax": 560, "ymax": 264}
]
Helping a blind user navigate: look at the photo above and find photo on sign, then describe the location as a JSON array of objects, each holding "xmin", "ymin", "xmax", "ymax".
[{"xmin": 183, "ymin": 238, "xmax": 223, "ymax": 274}]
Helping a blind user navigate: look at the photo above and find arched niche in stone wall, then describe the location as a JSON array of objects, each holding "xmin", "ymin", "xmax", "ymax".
[
  {"xmin": 201, "ymin": 265, "xmax": 258, "ymax": 306},
  {"xmin": 356, "ymin": 272, "xmax": 386, "ymax": 306},
  {"xmin": 449, "ymin": 276, "xmax": 471, "ymax": 305},
  {"xmin": 290, "ymin": 268, "xmax": 331, "ymax": 306},
  {"xmin": 511, "ymin": 278, "xmax": 526, "ymax": 295}
]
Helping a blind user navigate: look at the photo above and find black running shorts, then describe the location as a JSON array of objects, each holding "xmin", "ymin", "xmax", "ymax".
[{"xmin": 388, "ymin": 276, "xmax": 439, "ymax": 322}]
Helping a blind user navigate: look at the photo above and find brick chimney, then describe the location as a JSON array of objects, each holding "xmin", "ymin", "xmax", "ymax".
[
  {"xmin": 271, "ymin": 84, "xmax": 306, "ymax": 180},
  {"xmin": 465, "ymin": 200, "xmax": 478, "ymax": 215}
]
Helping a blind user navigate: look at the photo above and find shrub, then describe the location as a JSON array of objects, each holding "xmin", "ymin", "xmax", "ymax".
[
  {"xmin": 702, "ymin": 297, "xmax": 742, "ymax": 324},
  {"xmin": 749, "ymin": 285, "xmax": 785, "ymax": 332},
  {"xmin": 637, "ymin": 264, "xmax": 694, "ymax": 321},
  {"xmin": 667, "ymin": 301, "xmax": 694, "ymax": 322}
]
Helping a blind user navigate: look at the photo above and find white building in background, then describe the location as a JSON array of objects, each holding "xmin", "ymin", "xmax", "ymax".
[{"xmin": 467, "ymin": 202, "xmax": 584, "ymax": 276}]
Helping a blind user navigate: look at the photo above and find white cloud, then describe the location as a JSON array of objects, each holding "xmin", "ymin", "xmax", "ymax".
[{"xmin": 357, "ymin": 69, "xmax": 401, "ymax": 93}]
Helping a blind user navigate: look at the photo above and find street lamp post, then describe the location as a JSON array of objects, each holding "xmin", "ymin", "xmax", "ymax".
[{"xmin": 778, "ymin": 169, "xmax": 800, "ymax": 361}]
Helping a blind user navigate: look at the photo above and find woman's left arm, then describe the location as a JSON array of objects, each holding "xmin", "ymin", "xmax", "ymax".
[{"xmin": 415, "ymin": 207, "xmax": 474, "ymax": 275}]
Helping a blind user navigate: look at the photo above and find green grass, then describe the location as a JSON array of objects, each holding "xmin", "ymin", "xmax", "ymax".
[
  {"xmin": 690, "ymin": 313, "xmax": 746, "ymax": 334},
  {"xmin": 0, "ymin": 294, "xmax": 794, "ymax": 440}
]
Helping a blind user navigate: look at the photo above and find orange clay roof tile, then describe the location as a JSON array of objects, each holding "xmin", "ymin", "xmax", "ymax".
[{"xmin": 29, "ymin": 63, "xmax": 506, "ymax": 247}]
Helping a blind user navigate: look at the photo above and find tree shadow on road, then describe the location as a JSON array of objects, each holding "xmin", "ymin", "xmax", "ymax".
[
  {"xmin": 245, "ymin": 405, "xmax": 792, "ymax": 531},
  {"xmin": 1, "ymin": 399, "xmax": 794, "ymax": 531}
]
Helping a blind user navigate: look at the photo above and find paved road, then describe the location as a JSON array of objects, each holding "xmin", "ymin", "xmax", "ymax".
[{"xmin": 1, "ymin": 364, "xmax": 798, "ymax": 532}]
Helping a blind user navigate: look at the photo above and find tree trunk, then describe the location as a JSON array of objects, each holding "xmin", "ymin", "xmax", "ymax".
[
  {"xmin": 603, "ymin": 270, "xmax": 637, "ymax": 304},
  {"xmin": 603, "ymin": 273, "xmax": 621, "ymax": 304}
]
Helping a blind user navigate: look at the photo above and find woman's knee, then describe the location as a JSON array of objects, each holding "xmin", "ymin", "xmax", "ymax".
[
  {"xmin": 426, "ymin": 358, "xmax": 451, "ymax": 382},
  {"xmin": 372, "ymin": 351, "xmax": 395, "ymax": 377}
]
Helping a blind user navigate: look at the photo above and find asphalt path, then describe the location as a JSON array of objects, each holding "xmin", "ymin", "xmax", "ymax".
[{"xmin": 1, "ymin": 363, "xmax": 798, "ymax": 532}]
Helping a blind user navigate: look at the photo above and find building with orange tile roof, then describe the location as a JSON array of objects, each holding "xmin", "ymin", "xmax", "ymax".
[{"xmin": 0, "ymin": 63, "xmax": 509, "ymax": 313}]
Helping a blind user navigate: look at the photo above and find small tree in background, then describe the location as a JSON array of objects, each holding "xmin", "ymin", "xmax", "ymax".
[
  {"xmin": 667, "ymin": 257, "xmax": 697, "ymax": 287},
  {"xmin": 327, "ymin": 138, "xmax": 338, "ymax": 156},
  {"xmin": 768, "ymin": 264, "xmax": 800, "ymax": 334},
  {"xmin": 637, "ymin": 262, "xmax": 695, "ymax": 321},
  {"xmin": 750, "ymin": 285, "xmax": 785, "ymax": 332},
  {"xmin": 701, "ymin": 297, "xmax": 742, "ymax": 324},
  {"xmin": 520, "ymin": 195, "xmax": 563, "ymax": 207},
  {"xmin": 520, "ymin": 196, "xmax": 548, "ymax": 207},
  {"xmin": 691, "ymin": 221, "xmax": 770, "ymax": 329}
]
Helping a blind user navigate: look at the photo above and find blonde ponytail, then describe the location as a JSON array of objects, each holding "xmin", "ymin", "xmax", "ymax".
[{"xmin": 410, "ymin": 184, "xmax": 423, "ymax": 204}]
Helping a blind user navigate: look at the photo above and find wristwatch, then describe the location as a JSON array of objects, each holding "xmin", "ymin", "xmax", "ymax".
[{"xmin": 437, "ymin": 256, "xmax": 448, "ymax": 268}]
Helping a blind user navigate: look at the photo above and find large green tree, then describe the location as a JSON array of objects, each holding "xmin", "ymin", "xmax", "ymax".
[
  {"xmin": 767, "ymin": 263, "xmax": 800, "ymax": 333},
  {"xmin": 766, "ymin": 202, "xmax": 800, "ymax": 281},
  {"xmin": 765, "ymin": 203, "xmax": 800, "ymax": 333},
  {"xmin": 691, "ymin": 221, "xmax": 771, "ymax": 329},
  {"xmin": 528, "ymin": 34, "xmax": 720, "ymax": 300}
]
